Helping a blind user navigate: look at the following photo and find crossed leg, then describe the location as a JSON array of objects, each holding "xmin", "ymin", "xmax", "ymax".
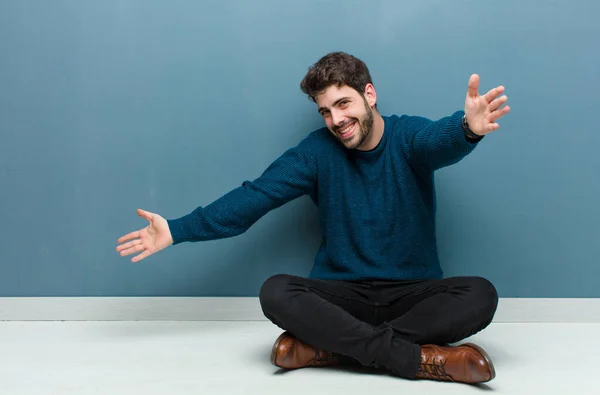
[{"xmin": 259, "ymin": 274, "xmax": 498, "ymax": 379}]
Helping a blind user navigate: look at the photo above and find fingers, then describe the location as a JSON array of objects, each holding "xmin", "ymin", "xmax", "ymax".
[
  {"xmin": 489, "ymin": 105, "xmax": 511, "ymax": 122},
  {"xmin": 131, "ymin": 250, "xmax": 152, "ymax": 263},
  {"xmin": 489, "ymin": 95, "xmax": 508, "ymax": 112},
  {"xmin": 485, "ymin": 89, "xmax": 510, "ymax": 126},
  {"xmin": 116, "ymin": 209, "xmax": 153, "ymax": 248},
  {"xmin": 467, "ymin": 74, "xmax": 480, "ymax": 98},
  {"xmin": 117, "ymin": 230, "xmax": 140, "ymax": 244},
  {"xmin": 116, "ymin": 209, "xmax": 156, "ymax": 263},
  {"xmin": 116, "ymin": 239, "xmax": 142, "ymax": 253},
  {"xmin": 483, "ymin": 85, "xmax": 505, "ymax": 103},
  {"xmin": 486, "ymin": 123, "xmax": 500, "ymax": 132},
  {"xmin": 115, "ymin": 235, "xmax": 152, "ymax": 263},
  {"xmin": 118, "ymin": 242, "xmax": 145, "ymax": 257}
]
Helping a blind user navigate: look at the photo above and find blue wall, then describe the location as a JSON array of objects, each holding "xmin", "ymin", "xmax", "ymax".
[{"xmin": 1, "ymin": 0, "xmax": 598, "ymax": 297}]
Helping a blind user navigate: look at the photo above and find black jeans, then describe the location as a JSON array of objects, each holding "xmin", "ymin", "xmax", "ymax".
[{"xmin": 259, "ymin": 274, "xmax": 498, "ymax": 379}]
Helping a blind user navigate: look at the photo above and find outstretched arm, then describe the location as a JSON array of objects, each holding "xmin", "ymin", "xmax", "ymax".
[
  {"xmin": 166, "ymin": 138, "xmax": 317, "ymax": 244},
  {"xmin": 116, "ymin": 135, "xmax": 318, "ymax": 263},
  {"xmin": 399, "ymin": 74, "xmax": 510, "ymax": 171}
]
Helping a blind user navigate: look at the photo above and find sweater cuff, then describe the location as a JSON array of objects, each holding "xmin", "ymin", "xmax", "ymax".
[{"xmin": 166, "ymin": 216, "xmax": 191, "ymax": 245}]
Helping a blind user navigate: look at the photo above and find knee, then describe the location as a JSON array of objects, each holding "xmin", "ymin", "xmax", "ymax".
[
  {"xmin": 259, "ymin": 274, "xmax": 292, "ymax": 312},
  {"xmin": 469, "ymin": 277, "xmax": 499, "ymax": 317}
]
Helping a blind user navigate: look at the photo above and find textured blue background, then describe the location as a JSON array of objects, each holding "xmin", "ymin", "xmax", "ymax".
[{"xmin": 1, "ymin": 0, "xmax": 598, "ymax": 296}]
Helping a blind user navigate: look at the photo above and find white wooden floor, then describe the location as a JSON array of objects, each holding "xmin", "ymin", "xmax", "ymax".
[{"xmin": 1, "ymin": 321, "xmax": 598, "ymax": 395}]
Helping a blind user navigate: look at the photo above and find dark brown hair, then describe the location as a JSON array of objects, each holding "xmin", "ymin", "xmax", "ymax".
[{"xmin": 300, "ymin": 52, "xmax": 374, "ymax": 103}]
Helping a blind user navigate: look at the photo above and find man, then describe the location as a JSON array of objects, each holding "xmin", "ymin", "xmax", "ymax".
[{"xmin": 116, "ymin": 52, "xmax": 510, "ymax": 384}]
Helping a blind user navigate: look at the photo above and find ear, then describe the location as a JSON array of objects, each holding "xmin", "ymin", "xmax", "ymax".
[{"xmin": 363, "ymin": 83, "xmax": 377, "ymax": 108}]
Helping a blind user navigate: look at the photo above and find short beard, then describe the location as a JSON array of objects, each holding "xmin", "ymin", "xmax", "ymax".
[{"xmin": 334, "ymin": 96, "xmax": 374, "ymax": 150}]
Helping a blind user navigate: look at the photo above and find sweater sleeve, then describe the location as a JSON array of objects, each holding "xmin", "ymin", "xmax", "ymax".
[
  {"xmin": 166, "ymin": 135, "xmax": 318, "ymax": 244},
  {"xmin": 398, "ymin": 110, "xmax": 481, "ymax": 171}
]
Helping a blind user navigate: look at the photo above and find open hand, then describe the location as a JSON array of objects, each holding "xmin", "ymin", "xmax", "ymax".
[
  {"xmin": 116, "ymin": 209, "xmax": 173, "ymax": 263},
  {"xmin": 464, "ymin": 74, "xmax": 511, "ymax": 136}
]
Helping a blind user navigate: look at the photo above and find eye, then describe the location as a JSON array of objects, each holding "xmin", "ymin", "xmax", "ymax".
[
  {"xmin": 339, "ymin": 100, "xmax": 350, "ymax": 108},
  {"xmin": 320, "ymin": 110, "xmax": 331, "ymax": 117}
]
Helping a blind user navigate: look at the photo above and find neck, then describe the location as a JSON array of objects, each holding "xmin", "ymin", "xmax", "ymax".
[{"xmin": 357, "ymin": 110, "xmax": 384, "ymax": 151}]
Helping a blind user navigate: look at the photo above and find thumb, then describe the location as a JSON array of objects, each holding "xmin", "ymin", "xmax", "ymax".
[
  {"xmin": 467, "ymin": 74, "xmax": 479, "ymax": 98},
  {"xmin": 137, "ymin": 208, "xmax": 154, "ymax": 222}
]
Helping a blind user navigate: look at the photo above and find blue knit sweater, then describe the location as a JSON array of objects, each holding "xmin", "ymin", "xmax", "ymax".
[{"xmin": 167, "ymin": 110, "xmax": 480, "ymax": 281}]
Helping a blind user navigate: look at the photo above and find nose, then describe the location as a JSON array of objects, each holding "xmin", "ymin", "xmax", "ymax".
[{"xmin": 331, "ymin": 109, "xmax": 345, "ymax": 128}]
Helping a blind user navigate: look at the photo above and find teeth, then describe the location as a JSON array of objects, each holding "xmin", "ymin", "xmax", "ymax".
[{"xmin": 340, "ymin": 122, "xmax": 354, "ymax": 134}]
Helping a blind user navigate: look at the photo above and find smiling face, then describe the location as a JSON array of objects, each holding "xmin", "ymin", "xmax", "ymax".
[{"xmin": 316, "ymin": 84, "xmax": 377, "ymax": 150}]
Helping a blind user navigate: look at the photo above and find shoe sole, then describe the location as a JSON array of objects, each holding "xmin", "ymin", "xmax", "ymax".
[
  {"xmin": 270, "ymin": 331, "xmax": 291, "ymax": 366},
  {"xmin": 461, "ymin": 343, "xmax": 496, "ymax": 382}
]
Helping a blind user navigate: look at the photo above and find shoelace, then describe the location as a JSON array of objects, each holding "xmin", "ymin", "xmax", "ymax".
[
  {"xmin": 314, "ymin": 349, "xmax": 336, "ymax": 364},
  {"xmin": 419, "ymin": 356, "xmax": 453, "ymax": 381}
]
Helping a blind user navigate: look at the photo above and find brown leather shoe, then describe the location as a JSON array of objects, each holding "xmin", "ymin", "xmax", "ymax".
[
  {"xmin": 270, "ymin": 331, "xmax": 339, "ymax": 369},
  {"xmin": 415, "ymin": 343, "xmax": 495, "ymax": 384}
]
